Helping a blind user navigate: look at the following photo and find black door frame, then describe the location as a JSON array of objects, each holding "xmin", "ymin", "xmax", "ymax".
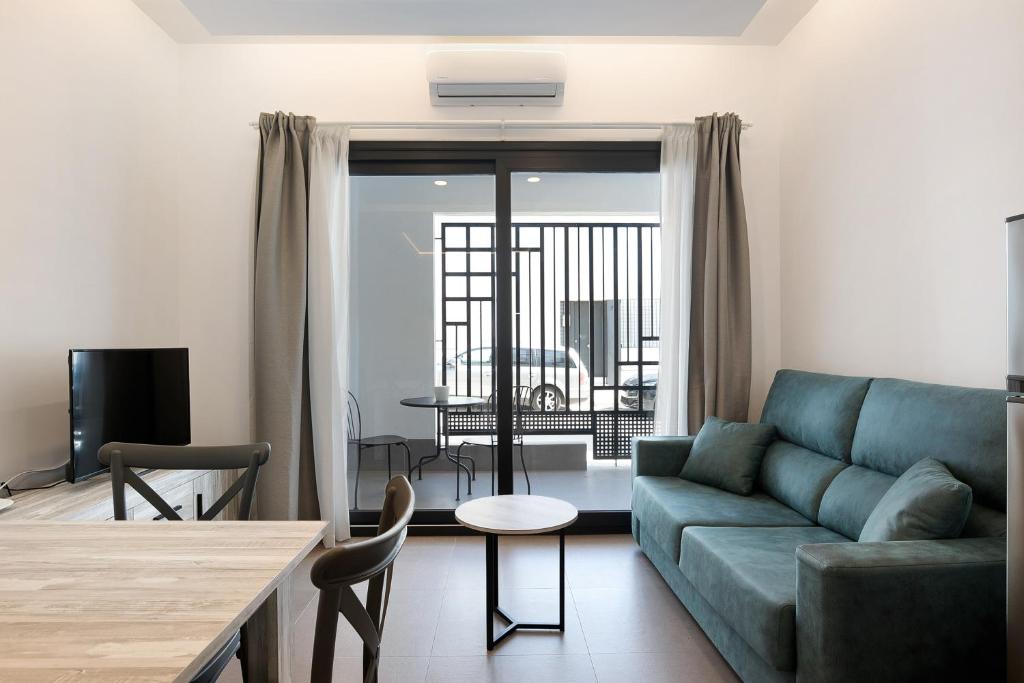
[{"xmin": 348, "ymin": 141, "xmax": 661, "ymax": 535}]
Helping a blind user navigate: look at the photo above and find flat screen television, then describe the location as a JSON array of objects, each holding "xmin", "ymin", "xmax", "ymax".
[{"xmin": 67, "ymin": 348, "xmax": 191, "ymax": 482}]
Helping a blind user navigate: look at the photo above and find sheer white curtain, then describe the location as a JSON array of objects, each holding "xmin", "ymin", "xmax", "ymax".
[
  {"xmin": 654, "ymin": 124, "xmax": 697, "ymax": 435},
  {"xmin": 308, "ymin": 125, "xmax": 351, "ymax": 544}
]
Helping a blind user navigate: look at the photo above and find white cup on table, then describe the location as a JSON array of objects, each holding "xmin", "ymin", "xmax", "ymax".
[{"xmin": 433, "ymin": 385, "xmax": 450, "ymax": 402}]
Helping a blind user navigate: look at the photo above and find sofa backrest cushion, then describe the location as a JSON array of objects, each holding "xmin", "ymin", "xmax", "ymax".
[
  {"xmin": 817, "ymin": 465, "xmax": 896, "ymax": 540},
  {"xmin": 758, "ymin": 441, "xmax": 847, "ymax": 521},
  {"xmin": 760, "ymin": 370, "xmax": 872, "ymax": 462},
  {"xmin": 963, "ymin": 504, "xmax": 1008, "ymax": 538},
  {"xmin": 850, "ymin": 378, "xmax": 1007, "ymax": 510}
]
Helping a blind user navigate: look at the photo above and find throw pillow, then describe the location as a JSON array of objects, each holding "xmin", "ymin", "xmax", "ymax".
[
  {"xmin": 679, "ymin": 417, "xmax": 777, "ymax": 496},
  {"xmin": 859, "ymin": 458, "xmax": 972, "ymax": 542}
]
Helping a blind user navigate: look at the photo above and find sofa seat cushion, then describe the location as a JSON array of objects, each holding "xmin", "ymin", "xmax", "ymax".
[
  {"xmin": 680, "ymin": 525, "xmax": 848, "ymax": 672},
  {"xmin": 631, "ymin": 476, "xmax": 813, "ymax": 562}
]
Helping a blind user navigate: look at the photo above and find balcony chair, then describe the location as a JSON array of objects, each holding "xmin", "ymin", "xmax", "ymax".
[
  {"xmin": 309, "ymin": 475, "xmax": 415, "ymax": 683},
  {"xmin": 348, "ymin": 391, "xmax": 412, "ymax": 510},
  {"xmin": 455, "ymin": 385, "xmax": 532, "ymax": 495},
  {"xmin": 98, "ymin": 441, "xmax": 271, "ymax": 683}
]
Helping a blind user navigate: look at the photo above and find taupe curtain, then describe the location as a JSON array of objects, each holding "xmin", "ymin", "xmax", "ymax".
[
  {"xmin": 687, "ymin": 113, "xmax": 752, "ymax": 433},
  {"xmin": 253, "ymin": 111, "xmax": 321, "ymax": 521}
]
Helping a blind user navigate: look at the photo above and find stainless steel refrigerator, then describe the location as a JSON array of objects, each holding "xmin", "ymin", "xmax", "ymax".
[{"xmin": 1007, "ymin": 212, "xmax": 1024, "ymax": 681}]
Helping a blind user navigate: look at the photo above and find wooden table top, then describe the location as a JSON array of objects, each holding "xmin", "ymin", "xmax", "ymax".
[
  {"xmin": 455, "ymin": 495, "xmax": 578, "ymax": 535},
  {"xmin": 0, "ymin": 520, "xmax": 326, "ymax": 682}
]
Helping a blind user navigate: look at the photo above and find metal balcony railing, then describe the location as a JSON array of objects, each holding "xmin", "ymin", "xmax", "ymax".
[{"xmin": 438, "ymin": 222, "xmax": 660, "ymax": 460}]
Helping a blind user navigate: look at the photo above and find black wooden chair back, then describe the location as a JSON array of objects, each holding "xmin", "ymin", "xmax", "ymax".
[
  {"xmin": 309, "ymin": 475, "xmax": 415, "ymax": 683},
  {"xmin": 347, "ymin": 391, "xmax": 363, "ymax": 444},
  {"xmin": 98, "ymin": 441, "xmax": 271, "ymax": 683},
  {"xmin": 98, "ymin": 442, "xmax": 270, "ymax": 521},
  {"xmin": 484, "ymin": 385, "xmax": 532, "ymax": 433}
]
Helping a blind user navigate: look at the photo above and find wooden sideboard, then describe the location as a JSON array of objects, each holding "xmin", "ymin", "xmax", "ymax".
[{"xmin": 0, "ymin": 468, "xmax": 240, "ymax": 521}]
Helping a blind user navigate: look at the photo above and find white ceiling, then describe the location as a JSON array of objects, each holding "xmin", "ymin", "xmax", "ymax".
[{"xmin": 134, "ymin": 0, "xmax": 816, "ymax": 43}]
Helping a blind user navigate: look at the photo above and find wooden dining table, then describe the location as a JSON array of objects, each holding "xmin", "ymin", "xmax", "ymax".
[{"xmin": 0, "ymin": 520, "xmax": 326, "ymax": 682}]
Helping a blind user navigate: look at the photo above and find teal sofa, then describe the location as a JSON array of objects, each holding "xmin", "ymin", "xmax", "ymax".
[{"xmin": 631, "ymin": 370, "xmax": 1007, "ymax": 682}]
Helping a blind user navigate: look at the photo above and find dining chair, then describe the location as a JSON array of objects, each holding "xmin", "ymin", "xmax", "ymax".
[
  {"xmin": 455, "ymin": 385, "xmax": 532, "ymax": 495},
  {"xmin": 98, "ymin": 441, "xmax": 271, "ymax": 683},
  {"xmin": 348, "ymin": 392, "xmax": 412, "ymax": 510},
  {"xmin": 309, "ymin": 475, "xmax": 415, "ymax": 683}
]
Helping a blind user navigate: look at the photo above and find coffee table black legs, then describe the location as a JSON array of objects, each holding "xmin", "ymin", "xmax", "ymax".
[{"xmin": 485, "ymin": 533, "xmax": 566, "ymax": 650}]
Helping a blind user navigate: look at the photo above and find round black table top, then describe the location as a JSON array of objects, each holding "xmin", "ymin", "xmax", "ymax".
[{"xmin": 400, "ymin": 395, "xmax": 487, "ymax": 409}]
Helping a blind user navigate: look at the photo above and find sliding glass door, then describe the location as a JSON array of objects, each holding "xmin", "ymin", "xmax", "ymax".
[
  {"xmin": 348, "ymin": 170, "xmax": 494, "ymax": 515},
  {"xmin": 349, "ymin": 143, "xmax": 660, "ymax": 531},
  {"xmin": 506, "ymin": 171, "xmax": 661, "ymax": 511}
]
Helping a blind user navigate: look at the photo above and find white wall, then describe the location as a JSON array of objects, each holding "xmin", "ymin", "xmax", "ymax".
[
  {"xmin": 777, "ymin": 0, "xmax": 1024, "ymax": 388},
  {"xmin": 175, "ymin": 42, "xmax": 785, "ymax": 445},
  {"xmin": 0, "ymin": 6, "xmax": 792, "ymax": 482},
  {"xmin": 0, "ymin": 1, "xmax": 181, "ymax": 482},
  {"xmin": 11, "ymin": 0, "xmax": 1015, "ymax": 485}
]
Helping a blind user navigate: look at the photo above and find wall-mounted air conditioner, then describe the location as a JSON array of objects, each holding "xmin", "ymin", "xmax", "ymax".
[{"xmin": 426, "ymin": 50, "xmax": 566, "ymax": 107}]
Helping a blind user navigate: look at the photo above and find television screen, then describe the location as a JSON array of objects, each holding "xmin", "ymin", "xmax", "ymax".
[{"xmin": 67, "ymin": 348, "xmax": 191, "ymax": 482}]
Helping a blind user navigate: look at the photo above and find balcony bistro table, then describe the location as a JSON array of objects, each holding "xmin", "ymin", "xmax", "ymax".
[
  {"xmin": 401, "ymin": 395, "xmax": 487, "ymax": 500},
  {"xmin": 455, "ymin": 495, "xmax": 578, "ymax": 650}
]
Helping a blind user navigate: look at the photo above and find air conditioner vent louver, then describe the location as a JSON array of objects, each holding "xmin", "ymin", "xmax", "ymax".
[
  {"xmin": 435, "ymin": 83, "xmax": 560, "ymax": 99},
  {"xmin": 427, "ymin": 51, "xmax": 566, "ymax": 107}
]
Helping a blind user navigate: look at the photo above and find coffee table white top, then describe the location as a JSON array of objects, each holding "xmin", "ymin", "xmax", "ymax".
[{"xmin": 455, "ymin": 495, "xmax": 578, "ymax": 535}]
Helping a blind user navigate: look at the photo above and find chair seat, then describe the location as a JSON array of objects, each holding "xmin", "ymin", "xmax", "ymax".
[
  {"xmin": 680, "ymin": 525, "xmax": 847, "ymax": 672},
  {"xmin": 357, "ymin": 435, "xmax": 408, "ymax": 446}
]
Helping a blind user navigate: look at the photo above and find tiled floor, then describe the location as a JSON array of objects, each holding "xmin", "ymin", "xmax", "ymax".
[{"xmin": 221, "ymin": 534, "xmax": 738, "ymax": 683}]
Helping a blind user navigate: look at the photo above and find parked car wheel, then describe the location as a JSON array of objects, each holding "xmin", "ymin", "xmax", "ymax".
[{"xmin": 531, "ymin": 384, "xmax": 564, "ymax": 411}]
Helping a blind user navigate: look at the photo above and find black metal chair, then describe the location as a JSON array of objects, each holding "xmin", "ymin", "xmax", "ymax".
[
  {"xmin": 455, "ymin": 385, "xmax": 532, "ymax": 495},
  {"xmin": 309, "ymin": 475, "xmax": 415, "ymax": 683},
  {"xmin": 348, "ymin": 392, "xmax": 412, "ymax": 510},
  {"xmin": 98, "ymin": 441, "xmax": 271, "ymax": 683}
]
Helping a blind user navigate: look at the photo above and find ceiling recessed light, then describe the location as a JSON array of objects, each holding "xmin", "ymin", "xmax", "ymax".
[
  {"xmin": 526, "ymin": 176, "xmax": 541, "ymax": 183},
  {"xmin": 433, "ymin": 179, "xmax": 448, "ymax": 187}
]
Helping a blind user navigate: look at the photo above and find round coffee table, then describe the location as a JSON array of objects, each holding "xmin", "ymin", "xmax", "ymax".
[{"xmin": 455, "ymin": 495, "xmax": 578, "ymax": 650}]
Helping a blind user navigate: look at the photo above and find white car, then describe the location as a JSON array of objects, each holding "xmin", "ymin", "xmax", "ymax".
[{"xmin": 443, "ymin": 346, "xmax": 591, "ymax": 411}]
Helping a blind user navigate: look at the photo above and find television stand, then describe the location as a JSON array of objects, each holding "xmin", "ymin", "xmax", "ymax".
[{"xmin": 0, "ymin": 467, "xmax": 239, "ymax": 521}]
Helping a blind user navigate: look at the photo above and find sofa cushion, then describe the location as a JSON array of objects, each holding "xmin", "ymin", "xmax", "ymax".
[
  {"xmin": 758, "ymin": 440, "xmax": 848, "ymax": 521},
  {"xmin": 631, "ymin": 476, "xmax": 813, "ymax": 562},
  {"xmin": 859, "ymin": 458, "xmax": 972, "ymax": 542},
  {"xmin": 851, "ymin": 378, "xmax": 1007, "ymax": 510},
  {"xmin": 817, "ymin": 465, "xmax": 896, "ymax": 539},
  {"xmin": 680, "ymin": 525, "xmax": 848, "ymax": 672},
  {"xmin": 760, "ymin": 370, "xmax": 872, "ymax": 462},
  {"xmin": 963, "ymin": 503, "xmax": 1008, "ymax": 538},
  {"xmin": 680, "ymin": 417, "xmax": 777, "ymax": 495}
]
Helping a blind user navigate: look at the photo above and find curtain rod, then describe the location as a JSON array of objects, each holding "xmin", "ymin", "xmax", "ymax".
[{"xmin": 246, "ymin": 119, "xmax": 752, "ymax": 130}]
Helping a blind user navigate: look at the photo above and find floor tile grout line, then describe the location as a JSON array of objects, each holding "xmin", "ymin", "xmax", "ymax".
[
  {"xmin": 568, "ymin": 581, "xmax": 597, "ymax": 658},
  {"xmin": 427, "ymin": 539, "xmax": 458, "ymax": 658},
  {"xmin": 587, "ymin": 651, "xmax": 600, "ymax": 683}
]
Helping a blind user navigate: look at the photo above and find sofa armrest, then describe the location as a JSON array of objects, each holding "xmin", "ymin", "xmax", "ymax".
[
  {"xmin": 630, "ymin": 436, "xmax": 695, "ymax": 479},
  {"xmin": 796, "ymin": 537, "xmax": 1006, "ymax": 683}
]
